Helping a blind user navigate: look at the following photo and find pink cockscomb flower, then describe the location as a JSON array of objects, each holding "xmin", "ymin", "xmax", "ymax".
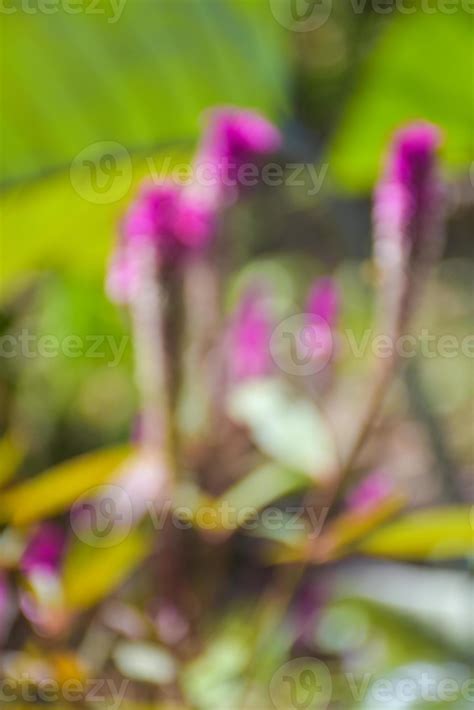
[
  {"xmin": 373, "ymin": 122, "xmax": 445, "ymax": 327},
  {"xmin": 206, "ymin": 107, "xmax": 282, "ymax": 163},
  {"xmin": 20, "ymin": 523, "xmax": 65, "ymax": 575},
  {"xmin": 306, "ymin": 276, "xmax": 340, "ymax": 328},
  {"xmin": 106, "ymin": 108, "xmax": 281, "ymax": 305},
  {"xmin": 347, "ymin": 470, "xmax": 393, "ymax": 513},
  {"xmin": 229, "ymin": 288, "xmax": 274, "ymax": 382},
  {"xmin": 196, "ymin": 107, "xmax": 282, "ymax": 206},
  {"xmin": 123, "ymin": 183, "xmax": 216, "ymax": 255},
  {"xmin": 107, "ymin": 182, "xmax": 216, "ymax": 303},
  {"xmin": 302, "ymin": 276, "xmax": 340, "ymax": 366},
  {"xmin": 19, "ymin": 523, "xmax": 67, "ymax": 635},
  {"xmin": 374, "ymin": 122, "xmax": 444, "ymax": 259}
]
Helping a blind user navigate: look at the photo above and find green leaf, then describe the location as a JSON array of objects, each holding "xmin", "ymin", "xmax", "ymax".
[
  {"xmin": 329, "ymin": 12, "xmax": 472, "ymax": 191},
  {"xmin": 206, "ymin": 462, "xmax": 310, "ymax": 534},
  {"xmin": 0, "ymin": 1, "xmax": 288, "ymax": 293},
  {"xmin": 0, "ymin": 151, "xmax": 185, "ymax": 296},
  {"xmin": 0, "ymin": 432, "xmax": 24, "ymax": 488},
  {"xmin": 0, "ymin": 0, "xmax": 288, "ymax": 184},
  {"xmin": 227, "ymin": 378, "xmax": 338, "ymax": 481},
  {"xmin": 356, "ymin": 506, "xmax": 473, "ymax": 560},
  {"xmin": 0, "ymin": 445, "xmax": 133, "ymax": 525},
  {"xmin": 62, "ymin": 526, "xmax": 152, "ymax": 610}
]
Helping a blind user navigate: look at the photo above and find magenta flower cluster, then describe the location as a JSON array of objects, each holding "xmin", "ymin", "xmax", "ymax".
[
  {"xmin": 107, "ymin": 108, "xmax": 281, "ymax": 304},
  {"xmin": 373, "ymin": 122, "xmax": 443, "ymax": 255},
  {"xmin": 228, "ymin": 275, "xmax": 340, "ymax": 382}
]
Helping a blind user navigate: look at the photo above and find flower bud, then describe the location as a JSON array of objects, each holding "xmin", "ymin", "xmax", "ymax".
[
  {"xmin": 228, "ymin": 287, "xmax": 273, "ymax": 382},
  {"xmin": 374, "ymin": 122, "xmax": 444, "ymax": 266}
]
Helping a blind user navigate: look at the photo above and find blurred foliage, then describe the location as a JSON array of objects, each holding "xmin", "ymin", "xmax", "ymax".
[
  {"xmin": 0, "ymin": 0, "xmax": 288, "ymax": 182},
  {"xmin": 329, "ymin": 11, "xmax": 472, "ymax": 189},
  {"xmin": 0, "ymin": 2, "xmax": 473, "ymax": 710}
]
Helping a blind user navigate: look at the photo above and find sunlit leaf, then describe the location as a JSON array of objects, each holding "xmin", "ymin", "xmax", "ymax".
[
  {"xmin": 0, "ymin": 0, "xmax": 288, "ymax": 292},
  {"xmin": 330, "ymin": 13, "xmax": 471, "ymax": 191},
  {"xmin": 228, "ymin": 378, "xmax": 338, "ymax": 481},
  {"xmin": 0, "ymin": 0, "xmax": 287, "ymax": 183},
  {"xmin": 274, "ymin": 494, "xmax": 406, "ymax": 564},
  {"xmin": 356, "ymin": 506, "xmax": 473, "ymax": 560},
  {"xmin": 113, "ymin": 641, "xmax": 177, "ymax": 685},
  {"xmin": 0, "ymin": 445, "xmax": 133, "ymax": 525}
]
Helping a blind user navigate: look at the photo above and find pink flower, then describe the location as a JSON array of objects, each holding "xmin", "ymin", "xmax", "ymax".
[
  {"xmin": 306, "ymin": 277, "xmax": 340, "ymax": 328},
  {"xmin": 20, "ymin": 523, "xmax": 65, "ymax": 575},
  {"xmin": 107, "ymin": 183, "xmax": 217, "ymax": 303},
  {"xmin": 105, "ymin": 240, "xmax": 142, "ymax": 304},
  {"xmin": 106, "ymin": 107, "xmax": 281, "ymax": 304},
  {"xmin": 204, "ymin": 107, "xmax": 281, "ymax": 164},
  {"xmin": 123, "ymin": 183, "xmax": 216, "ymax": 254},
  {"xmin": 196, "ymin": 107, "xmax": 282, "ymax": 205},
  {"xmin": 302, "ymin": 276, "xmax": 340, "ymax": 366},
  {"xmin": 374, "ymin": 122, "xmax": 444, "ymax": 255},
  {"xmin": 347, "ymin": 470, "xmax": 392, "ymax": 513},
  {"xmin": 19, "ymin": 524, "xmax": 67, "ymax": 635},
  {"xmin": 229, "ymin": 288, "xmax": 273, "ymax": 382}
]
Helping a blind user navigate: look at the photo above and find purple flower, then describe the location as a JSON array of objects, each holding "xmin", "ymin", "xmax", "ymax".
[
  {"xmin": 301, "ymin": 276, "xmax": 340, "ymax": 366},
  {"xmin": 20, "ymin": 523, "xmax": 65, "ymax": 575},
  {"xmin": 374, "ymin": 122, "xmax": 444, "ymax": 256},
  {"xmin": 306, "ymin": 276, "xmax": 340, "ymax": 328},
  {"xmin": 106, "ymin": 107, "xmax": 281, "ymax": 304},
  {"xmin": 205, "ymin": 107, "xmax": 281, "ymax": 163},
  {"xmin": 123, "ymin": 183, "xmax": 216, "ymax": 254},
  {"xmin": 228, "ymin": 287, "xmax": 273, "ymax": 382},
  {"xmin": 347, "ymin": 470, "xmax": 392, "ymax": 512},
  {"xmin": 107, "ymin": 183, "xmax": 216, "ymax": 303},
  {"xmin": 196, "ymin": 107, "xmax": 282, "ymax": 205}
]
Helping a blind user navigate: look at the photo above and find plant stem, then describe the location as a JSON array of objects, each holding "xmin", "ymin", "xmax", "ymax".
[{"xmin": 130, "ymin": 245, "xmax": 176, "ymax": 478}]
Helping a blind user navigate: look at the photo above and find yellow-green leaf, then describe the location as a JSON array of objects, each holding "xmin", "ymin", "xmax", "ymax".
[
  {"xmin": 0, "ymin": 445, "xmax": 133, "ymax": 525},
  {"xmin": 204, "ymin": 462, "xmax": 311, "ymax": 534},
  {"xmin": 63, "ymin": 526, "xmax": 152, "ymax": 610},
  {"xmin": 356, "ymin": 506, "xmax": 473, "ymax": 560},
  {"xmin": 0, "ymin": 432, "xmax": 24, "ymax": 488}
]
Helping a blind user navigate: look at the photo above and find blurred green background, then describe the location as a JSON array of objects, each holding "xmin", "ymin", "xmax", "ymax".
[{"xmin": 0, "ymin": 2, "xmax": 472, "ymax": 709}]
